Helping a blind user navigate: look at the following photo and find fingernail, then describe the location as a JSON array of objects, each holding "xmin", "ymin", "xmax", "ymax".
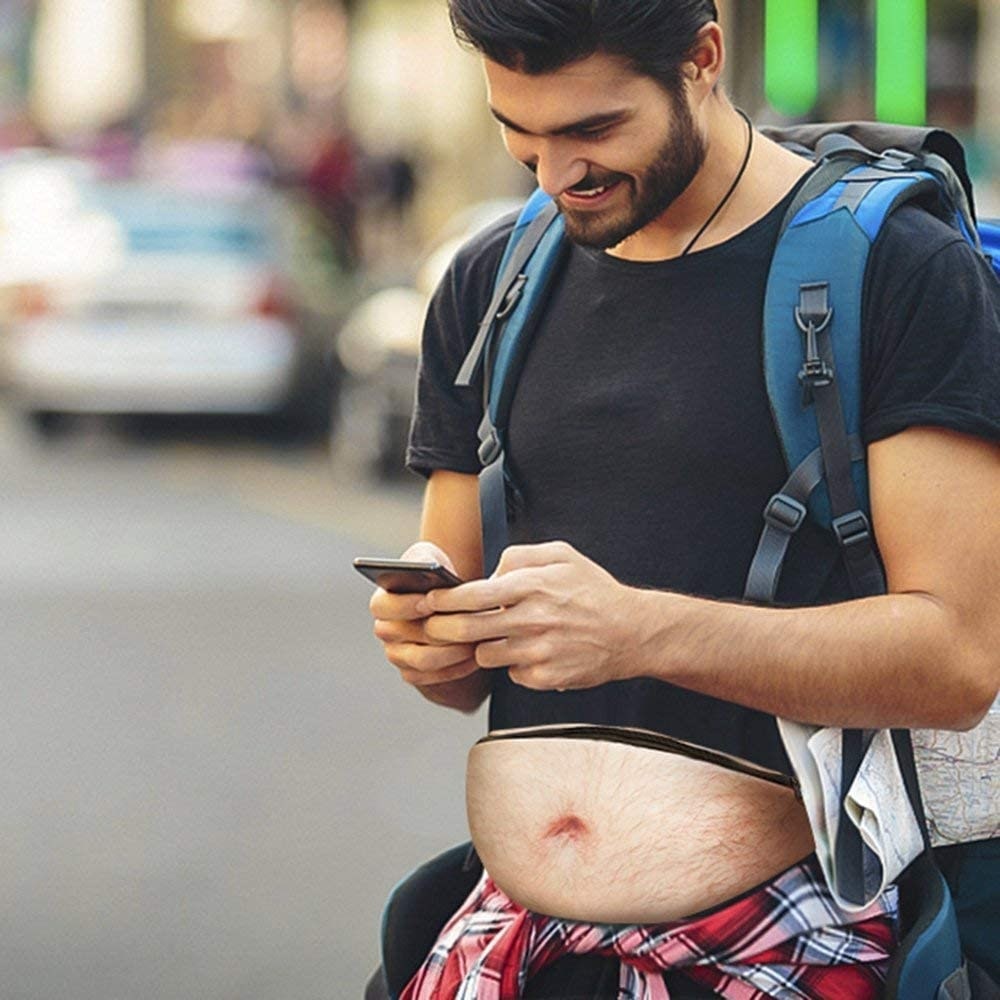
[{"xmin": 414, "ymin": 598, "xmax": 430, "ymax": 616}]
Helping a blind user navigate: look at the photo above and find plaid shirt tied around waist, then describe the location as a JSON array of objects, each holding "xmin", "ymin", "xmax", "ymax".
[{"xmin": 400, "ymin": 856, "xmax": 896, "ymax": 1000}]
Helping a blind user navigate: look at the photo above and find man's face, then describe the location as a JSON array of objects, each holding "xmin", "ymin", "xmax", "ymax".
[{"xmin": 484, "ymin": 53, "xmax": 706, "ymax": 249}]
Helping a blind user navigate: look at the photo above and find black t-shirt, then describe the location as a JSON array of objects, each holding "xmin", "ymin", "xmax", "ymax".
[{"xmin": 407, "ymin": 184, "xmax": 1000, "ymax": 773}]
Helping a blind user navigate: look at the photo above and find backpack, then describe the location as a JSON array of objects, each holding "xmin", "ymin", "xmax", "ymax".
[{"xmin": 452, "ymin": 122, "xmax": 1000, "ymax": 999}]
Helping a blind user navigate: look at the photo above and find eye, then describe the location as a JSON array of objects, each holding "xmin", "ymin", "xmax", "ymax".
[{"xmin": 574, "ymin": 124, "xmax": 614, "ymax": 141}]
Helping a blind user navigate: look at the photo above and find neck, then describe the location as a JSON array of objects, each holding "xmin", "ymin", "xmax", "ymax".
[{"xmin": 609, "ymin": 100, "xmax": 805, "ymax": 262}]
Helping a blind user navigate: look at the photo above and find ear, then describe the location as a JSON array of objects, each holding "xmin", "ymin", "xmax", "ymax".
[{"xmin": 682, "ymin": 22, "xmax": 724, "ymax": 95}]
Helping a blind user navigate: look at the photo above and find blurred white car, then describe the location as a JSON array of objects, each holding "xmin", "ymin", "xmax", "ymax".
[{"xmin": 2, "ymin": 175, "xmax": 328, "ymax": 436}]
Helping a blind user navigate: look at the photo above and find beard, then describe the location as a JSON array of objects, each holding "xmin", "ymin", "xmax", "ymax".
[{"xmin": 558, "ymin": 96, "xmax": 707, "ymax": 250}]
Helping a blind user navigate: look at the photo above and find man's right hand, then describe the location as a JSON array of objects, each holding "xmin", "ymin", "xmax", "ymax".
[{"xmin": 370, "ymin": 541, "xmax": 488, "ymax": 710}]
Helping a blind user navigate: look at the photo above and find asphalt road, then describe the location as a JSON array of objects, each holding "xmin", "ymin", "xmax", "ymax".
[{"xmin": 0, "ymin": 410, "xmax": 486, "ymax": 1000}]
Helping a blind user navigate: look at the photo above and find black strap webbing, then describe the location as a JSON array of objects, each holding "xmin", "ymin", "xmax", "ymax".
[
  {"xmin": 834, "ymin": 726, "xmax": 881, "ymax": 906},
  {"xmin": 796, "ymin": 283, "xmax": 886, "ymax": 599},
  {"xmin": 479, "ymin": 450, "xmax": 509, "ymax": 577},
  {"xmin": 462, "ymin": 201, "xmax": 563, "ymax": 576},
  {"xmin": 743, "ymin": 436, "xmax": 866, "ymax": 604}
]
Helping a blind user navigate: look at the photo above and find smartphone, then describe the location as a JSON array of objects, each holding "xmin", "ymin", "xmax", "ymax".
[{"xmin": 353, "ymin": 557, "xmax": 464, "ymax": 594}]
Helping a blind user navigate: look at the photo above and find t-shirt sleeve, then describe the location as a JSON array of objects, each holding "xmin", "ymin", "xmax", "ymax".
[
  {"xmin": 862, "ymin": 205, "xmax": 1000, "ymax": 445},
  {"xmin": 405, "ymin": 216, "xmax": 514, "ymax": 478}
]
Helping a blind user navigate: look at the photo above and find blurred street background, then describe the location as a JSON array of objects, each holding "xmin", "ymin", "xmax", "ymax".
[{"xmin": 0, "ymin": 1, "xmax": 996, "ymax": 998}]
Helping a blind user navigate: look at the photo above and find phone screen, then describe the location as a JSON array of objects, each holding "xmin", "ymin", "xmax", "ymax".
[{"xmin": 353, "ymin": 558, "xmax": 463, "ymax": 594}]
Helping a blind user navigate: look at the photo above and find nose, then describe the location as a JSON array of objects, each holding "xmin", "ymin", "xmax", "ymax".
[{"xmin": 528, "ymin": 140, "xmax": 588, "ymax": 198}]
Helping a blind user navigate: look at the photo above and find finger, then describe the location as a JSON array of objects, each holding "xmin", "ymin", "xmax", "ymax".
[
  {"xmin": 424, "ymin": 608, "xmax": 514, "ymax": 644},
  {"xmin": 507, "ymin": 663, "xmax": 566, "ymax": 691},
  {"xmin": 370, "ymin": 588, "xmax": 427, "ymax": 621},
  {"xmin": 385, "ymin": 641, "xmax": 478, "ymax": 674},
  {"xmin": 422, "ymin": 571, "xmax": 547, "ymax": 615},
  {"xmin": 418, "ymin": 577, "xmax": 498, "ymax": 615},
  {"xmin": 374, "ymin": 618, "xmax": 429, "ymax": 645},
  {"xmin": 401, "ymin": 540, "xmax": 455, "ymax": 568},
  {"xmin": 495, "ymin": 540, "xmax": 577, "ymax": 575},
  {"xmin": 399, "ymin": 658, "xmax": 481, "ymax": 688},
  {"xmin": 475, "ymin": 636, "xmax": 552, "ymax": 669}
]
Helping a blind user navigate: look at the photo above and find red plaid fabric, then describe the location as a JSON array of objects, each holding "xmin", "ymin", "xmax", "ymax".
[{"xmin": 400, "ymin": 856, "xmax": 896, "ymax": 999}]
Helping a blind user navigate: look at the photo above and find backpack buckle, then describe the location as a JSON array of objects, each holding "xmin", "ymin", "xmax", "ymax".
[
  {"xmin": 795, "ymin": 282, "xmax": 835, "ymax": 403},
  {"xmin": 494, "ymin": 274, "xmax": 527, "ymax": 322},
  {"xmin": 763, "ymin": 493, "xmax": 808, "ymax": 533},
  {"xmin": 795, "ymin": 282, "xmax": 834, "ymax": 335},
  {"xmin": 798, "ymin": 358, "xmax": 835, "ymax": 404},
  {"xmin": 477, "ymin": 427, "xmax": 502, "ymax": 466},
  {"xmin": 832, "ymin": 510, "xmax": 872, "ymax": 549},
  {"xmin": 874, "ymin": 148, "xmax": 912, "ymax": 172}
]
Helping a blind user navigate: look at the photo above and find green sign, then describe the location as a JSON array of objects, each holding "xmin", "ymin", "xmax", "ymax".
[
  {"xmin": 876, "ymin": 0, "xmax": 926, "ymax": 124},
  {"xmin": 764, "ymin": 0, "xmax": 926, "ymax": 124},
  {"xmin": 764, "ymin": 0, "xmax": 818, "ymax": 117}
]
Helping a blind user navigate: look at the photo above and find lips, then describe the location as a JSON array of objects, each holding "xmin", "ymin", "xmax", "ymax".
[{"xmin": 561, "ymin": 178, "xmax": 624, "ymax": 207}]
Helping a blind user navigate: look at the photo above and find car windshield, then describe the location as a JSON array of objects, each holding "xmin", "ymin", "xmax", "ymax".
[{"xmin": 89, "ymin": 185, "xmax": 272, "ymax": 259}]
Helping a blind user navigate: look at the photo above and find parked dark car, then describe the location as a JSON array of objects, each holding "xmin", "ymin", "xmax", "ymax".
[{"xmin": 332, "ymin": 199, "xmax": 522, "ymax": 477}]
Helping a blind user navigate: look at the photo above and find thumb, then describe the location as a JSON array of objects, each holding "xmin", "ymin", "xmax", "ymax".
[
  {"xmin": 401, "ymin": 540, "xmax": 458, "ymax": 574},
  {"xmin": 494, "ymin": 540, "xmax": 577, "ymax": 576}
]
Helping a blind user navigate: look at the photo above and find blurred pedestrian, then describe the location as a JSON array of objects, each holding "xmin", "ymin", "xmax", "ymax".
[
  {"xmin": 306, "ymin": 122, "xmax": 362, "ymax": 266},
  {"xmin": 359, "ymin": 147, "xmax": 420, "ymax": 269}
]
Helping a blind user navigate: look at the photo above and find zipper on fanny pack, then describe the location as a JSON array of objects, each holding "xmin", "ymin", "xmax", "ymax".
[{"xmin": 476, "ymin": 725, "xmax": 800, "ymax": 795}]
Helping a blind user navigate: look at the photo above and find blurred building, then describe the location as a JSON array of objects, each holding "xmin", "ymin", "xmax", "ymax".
[{"xmin": 0, "ymin": 0, "xmax": 997, "ymax": 237}]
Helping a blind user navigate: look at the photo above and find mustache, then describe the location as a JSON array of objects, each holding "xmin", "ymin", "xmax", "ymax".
[{"xmin": 523, "ymin": 162, "xmax": 627, "ymax": 192}]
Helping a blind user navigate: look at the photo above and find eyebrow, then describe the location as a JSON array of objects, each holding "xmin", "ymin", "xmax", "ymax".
[{"xmin": 488, "ymin": 106, "xmax": 630, "ymax": 137}]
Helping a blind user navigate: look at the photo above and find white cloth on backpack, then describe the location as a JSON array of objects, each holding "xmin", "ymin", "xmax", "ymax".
[
  {"xmin": 778, "ymin": 695, "xmax": 999, "ymax": 911},
  {"xmin": 778, "ymin": 721, "xmax": 923, "ymax": 911}
]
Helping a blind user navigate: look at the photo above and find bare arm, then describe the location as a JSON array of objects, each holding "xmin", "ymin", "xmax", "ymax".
[
  {"xmin": 422, "ymin": 428, "xmax": 1000, "ymax": 730},
  {"xmin": 370, "ymin": 470, "xmax": 491, "ymax": 713}
]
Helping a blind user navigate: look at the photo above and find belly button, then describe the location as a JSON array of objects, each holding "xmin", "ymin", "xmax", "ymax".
[{"xmin": 544, "ymin": 815, "xmax": 589, "ymax": 840}]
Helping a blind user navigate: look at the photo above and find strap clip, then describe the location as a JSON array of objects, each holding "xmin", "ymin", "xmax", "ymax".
[
  {"xmin": 795, "ymin": 282, "xmax": 835, "ymax": 403},
  {"xmin": 873, "ymin": 148, "xmax": 912, "ymax": 172},
  {"xmin": 832, "ymin": 510, "xmax": 872, "ymax": 549},
  {"xmin": 477, "ymin": 427, "xmax": 502, "ymax": 467},
  {"xmin": 763, "ymin": 493, "xmax": 808, "ymax": 533},
  {"xmin": 494, "ymin": 274, "xmax": 527, "ymax": 322}
]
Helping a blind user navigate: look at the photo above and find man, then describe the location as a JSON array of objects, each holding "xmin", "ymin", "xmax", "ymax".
[{"xmin": 369, "ymin": 2, "xmax": 1000, "ymax": 996}]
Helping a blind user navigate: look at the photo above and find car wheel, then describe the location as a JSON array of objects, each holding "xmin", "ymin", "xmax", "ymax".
[
  {"xmin": 374, "ymin": 412, "xmax": 410, "ymax": 480},
  {"xmin": 269, "ymin": 355, "xmax": 337, "ymax": 445},
  {"xmin": 27, "ymin": 410, "xmax": 74, "ymax": 439}
]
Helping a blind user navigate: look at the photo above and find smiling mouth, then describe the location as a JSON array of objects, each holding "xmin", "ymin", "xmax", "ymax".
[{"xmin": 562, "ymin": 179, "xmax": 624, "ymax": 203}]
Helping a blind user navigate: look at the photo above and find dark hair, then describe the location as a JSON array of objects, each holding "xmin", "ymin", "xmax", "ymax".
[{"xmin": 448, "ymin": 0, "xmax": 719, "ymax": 95}]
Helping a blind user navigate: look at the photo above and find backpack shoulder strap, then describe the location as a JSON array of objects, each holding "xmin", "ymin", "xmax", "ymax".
[
  {"xmin": 759, "ymin": 157, "xmax": 949, "ymax": 592},
  {"xmin": 978, "ymin": 217, "xmax": 1000, "ymax": 277},
  {"xmin": 752, "ymin": 133, "xmax": 993, "ymax": 607},
  {"xmin": 454, "ymin": 189, "xmax": 566, "ymax": 574},
  {"xmin": 752, "ymin": 151, "xmax": 986, "ymax": 975},
  {"xmin": 764, "ymin": 157, "xmax": 947, "ymax": 515},
  {"xmin": 455, "ymin": 189, "xmax": 561, "ymax": 393}
]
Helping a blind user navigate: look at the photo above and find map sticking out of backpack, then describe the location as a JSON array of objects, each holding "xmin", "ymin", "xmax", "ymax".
[{"xmin": 454, "ymin": 122, "xmax": 1000, "ymax": 999}]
